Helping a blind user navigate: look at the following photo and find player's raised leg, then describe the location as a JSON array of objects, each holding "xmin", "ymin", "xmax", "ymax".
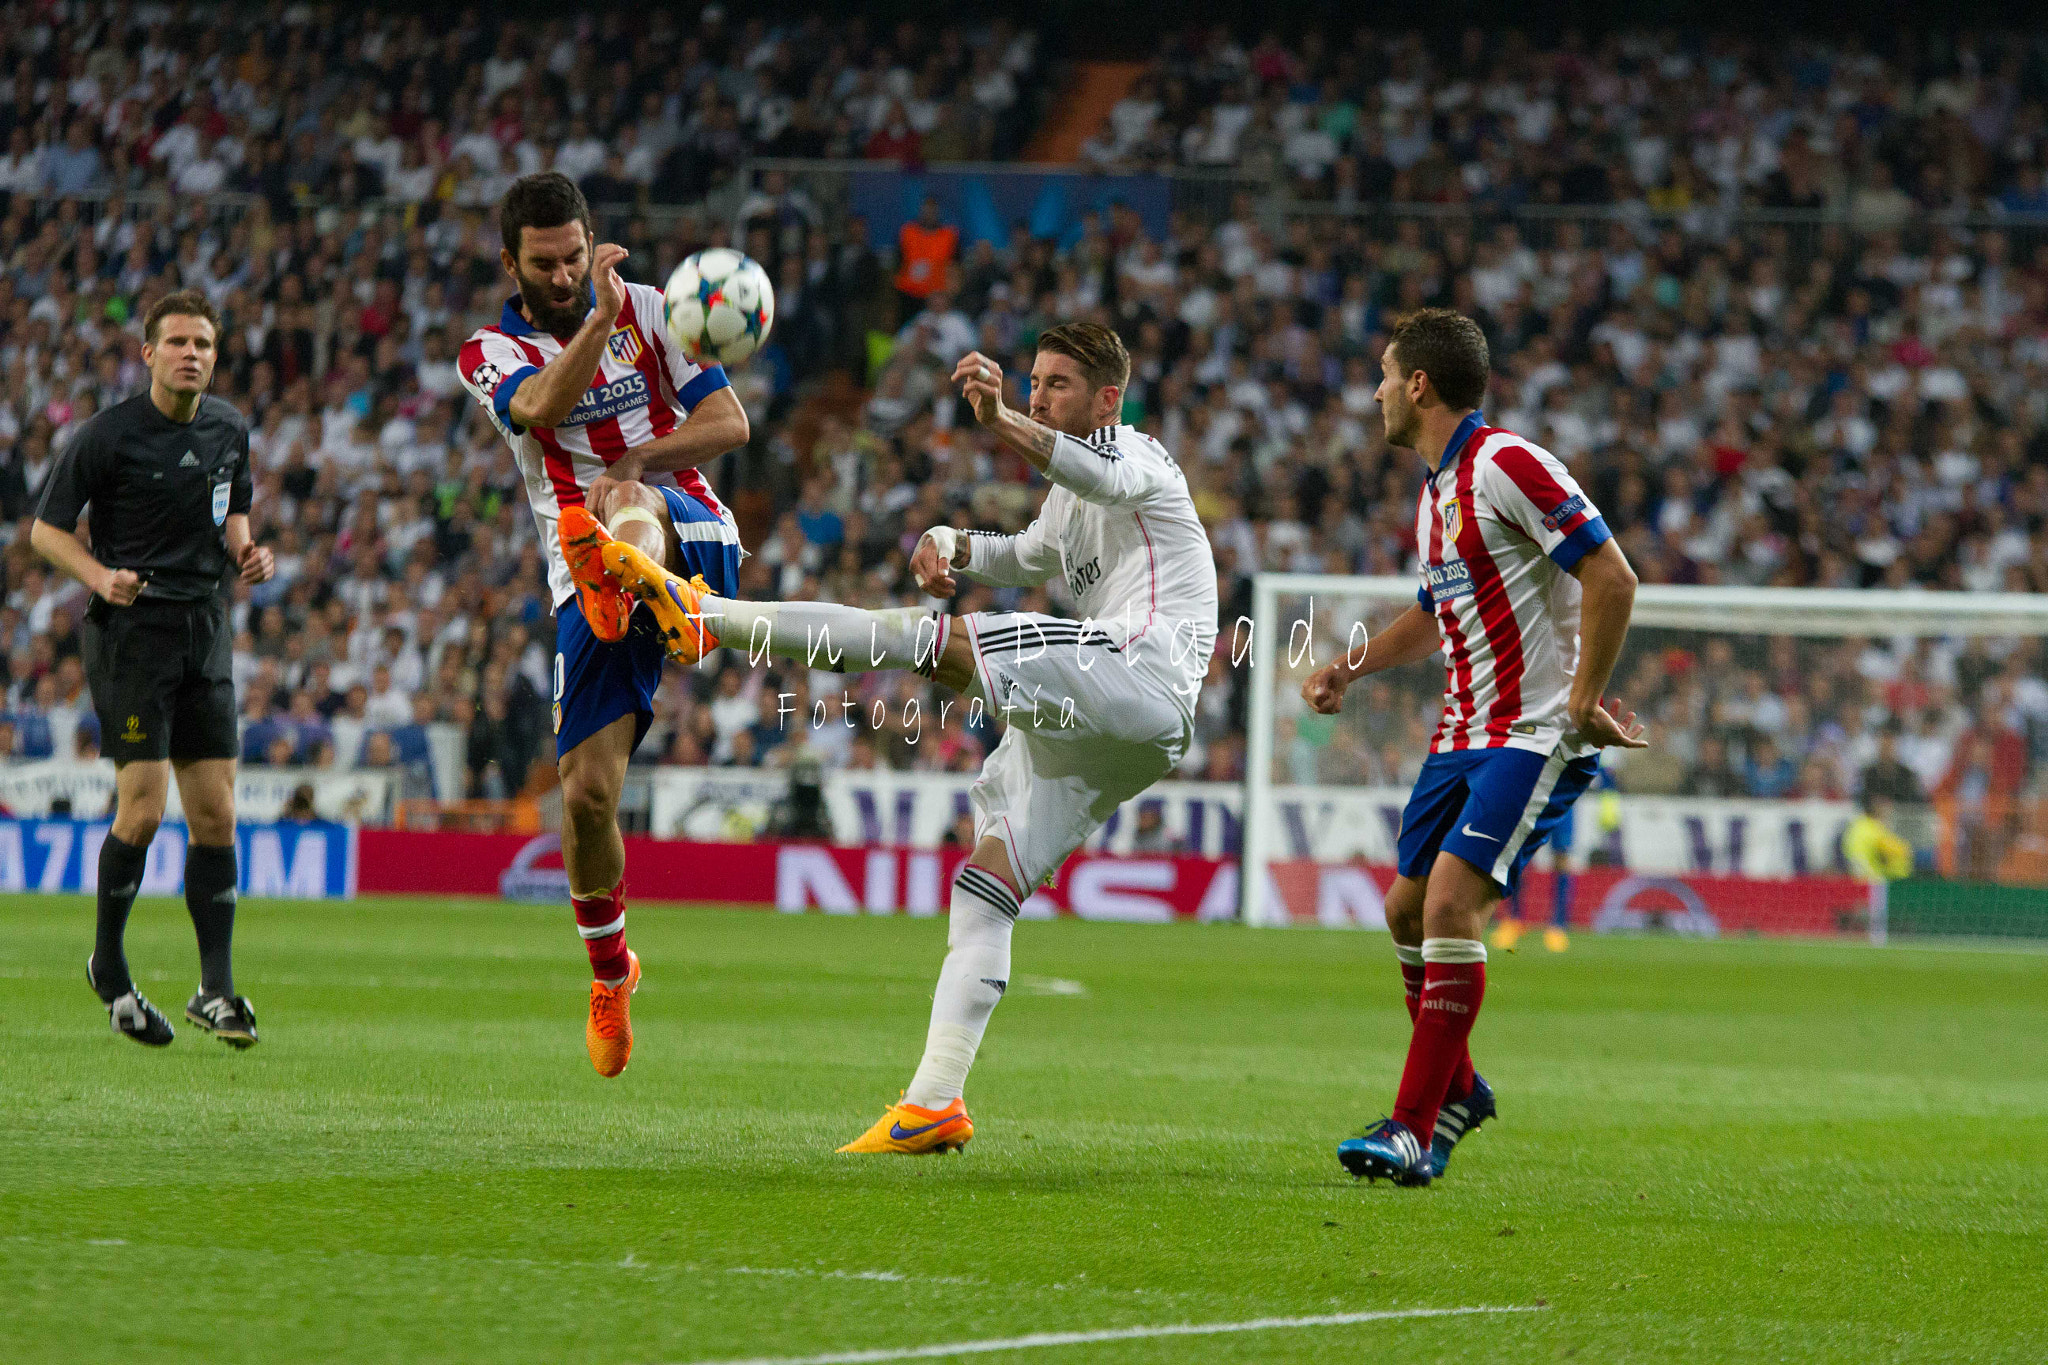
[
  {"xmin": 600, "ymin": 544, "xmax": 963, "ymax": 685},
  {"xmin": 558, "ymin": 505, "xmax": 635, "ymax": 642}
]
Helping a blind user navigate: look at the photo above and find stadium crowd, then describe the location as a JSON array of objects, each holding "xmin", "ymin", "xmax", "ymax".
[
  {"xmin": 1, "ymin": 6, "xmax": 2046, "ymax": 847},
  {"xmin": 0, "ymin": 3, "xmax": 1042, "ymax": 206},
  {"xmin": 1085, "ymin": 25, "xmax": 2048, "ymax": 218}
]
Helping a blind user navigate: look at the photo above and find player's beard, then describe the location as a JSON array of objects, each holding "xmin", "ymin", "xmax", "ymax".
[
  {"xmin": 1380, "ymin": 395, "xmax": 1419, "ymax": 450},
  {"xmin": 516, "ymin": 268, "xmax": 593, "ymax": 336}
]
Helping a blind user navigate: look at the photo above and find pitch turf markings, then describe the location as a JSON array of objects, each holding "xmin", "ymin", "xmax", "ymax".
[
  {"xmin": 669, "ymin": 1305, "xmax": 1544, "ymax": 1365},
  {"xmin": 724, "ymin": 1266, "xmax": 984, "ymax": 1287}
]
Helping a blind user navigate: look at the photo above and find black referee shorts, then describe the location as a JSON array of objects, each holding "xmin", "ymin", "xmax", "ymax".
[{"xmin": 81, "ymin": 595, "xmax": 239, "ymax": 766}]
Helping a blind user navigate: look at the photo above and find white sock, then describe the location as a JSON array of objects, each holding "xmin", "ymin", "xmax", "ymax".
[
  {"xmin": 902, "ymin": 866, "xmax": 1019, "ymax": 1108},
  {"xmin": 1421, "ymin": 937, "xmax": 1489, "ymax": 964},
  {"xmin": 704, "ymin": 596, "xmax": 948, "ymax": 675}
]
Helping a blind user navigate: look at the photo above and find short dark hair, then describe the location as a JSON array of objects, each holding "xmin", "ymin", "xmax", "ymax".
[
  {"xmin": 1387, "ymin": 308, "xmax": 1489, "ymax": 410},
  {"xmin": 500, "ymin": 172, "xmax": 593, "ymax": 258},
  {"xmin": 1036, "ymin": 321, "xmax": 1130, "ymax": 393},
  {"xmin": 143, "ymin": 290, "xmax": 221, "ymax": 345}
]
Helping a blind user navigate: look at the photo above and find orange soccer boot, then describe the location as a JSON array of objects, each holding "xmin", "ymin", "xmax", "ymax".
[
  {"xmin": 557, "ymin": 506, "xmax": 635, "ymax": 642},
  {"xmin": 837, "ymin": 1096, "xmax": 975, "ymax": 1154},
  {"xmin": 586, "ymin": 949, "xmax": 641, "ymax": 1078},
  {"xmin": 601, "ymin": 539, "xmax": 720, "ymax": 665}
]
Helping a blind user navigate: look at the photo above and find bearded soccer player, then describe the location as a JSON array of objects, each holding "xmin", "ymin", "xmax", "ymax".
[
  {"xmin": 566, "ymin": 322, "xmax": 1216, "ymax": 1152},
  {"xmin": 1302, "ymin": 308, "xmax": 1646, "ymax": 1186},
  {"xmin": 457, "ymin": 173, "xmax": 750, "ymax": 1076}
]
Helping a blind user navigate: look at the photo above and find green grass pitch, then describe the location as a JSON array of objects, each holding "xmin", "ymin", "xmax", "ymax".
[{"xmin": 2, "ymin": 893, "xmax": 2043, "ymax": 1364}]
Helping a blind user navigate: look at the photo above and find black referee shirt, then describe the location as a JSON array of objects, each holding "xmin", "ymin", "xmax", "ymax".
[{"xmin": 35, "ymin": 392, "xmax": 254, "ymax": 602}]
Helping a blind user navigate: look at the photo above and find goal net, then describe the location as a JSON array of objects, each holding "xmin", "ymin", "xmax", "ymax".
[{"xmin": 1240, "ymin": 574, "xmax": 2048, "ymax": 945}]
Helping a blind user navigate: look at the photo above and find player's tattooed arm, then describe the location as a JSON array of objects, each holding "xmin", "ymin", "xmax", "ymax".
[
  {"xmin": 952, "ymin": 351, "xmax": 1059, "ymax": 474},
  {"xmin": 1007, "ymin": 411, "xmax": 1060, "ymax": 469}
]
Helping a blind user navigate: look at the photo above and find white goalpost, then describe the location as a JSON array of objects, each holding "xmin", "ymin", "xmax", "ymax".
[{"xmin": 1240, "ymin": 573, "xmax": 2048, "ymax": 941}]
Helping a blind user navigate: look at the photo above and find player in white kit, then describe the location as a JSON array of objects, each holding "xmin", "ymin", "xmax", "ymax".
[{"xmin": 567, "ymin": 322, "xmax": 1217, "ymax": 1153}]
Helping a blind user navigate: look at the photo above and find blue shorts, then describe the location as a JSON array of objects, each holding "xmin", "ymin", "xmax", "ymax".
[
  {"xmin": 1547, "ymin": 804, "xmax": 1575, "ymax": 859},
  {"xmin": 553, "ymin": 487, "xmax": 741, "ymax": 759},
  {"xmin": 1395, "ymin": 746, "xmax": 1601, "ymax": 894}
]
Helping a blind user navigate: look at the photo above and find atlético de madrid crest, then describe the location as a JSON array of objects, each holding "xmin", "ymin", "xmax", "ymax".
[
  {"xmin": 1441, "ymin": 497, "xmax": 1463, "ymax": 541},
  {"xmin": 606, "ymin": 325, "xmax": 643, "ymax": 366}
]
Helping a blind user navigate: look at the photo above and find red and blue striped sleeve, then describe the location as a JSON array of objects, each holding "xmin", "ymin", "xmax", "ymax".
[
  {"xmin": 457, "ymin": 331, "xmax": 539, "ymax": 434},
  {"xmin": 1482, "ymin": 442, "xmax": 1612, "ymax": 571}
]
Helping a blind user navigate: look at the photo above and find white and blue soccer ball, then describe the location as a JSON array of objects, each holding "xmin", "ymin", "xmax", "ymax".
[{"xmin": 663, "ymin": 248, "xmax": 775, "ymax": 367}]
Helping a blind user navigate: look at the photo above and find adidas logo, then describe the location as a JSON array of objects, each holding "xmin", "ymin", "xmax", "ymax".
[{"xmin": 180, "ymin": 451, "xmax": 199, "ymax": 467}]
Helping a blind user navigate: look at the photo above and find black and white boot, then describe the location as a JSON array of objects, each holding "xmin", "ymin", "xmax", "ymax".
[
  {"xmin": 185, "ymin": 991, "xmax": 259, "ymax": 1049},
  {"xmin": 88, "ymin": 956, "xmax": 175, "ymax": 1046}
]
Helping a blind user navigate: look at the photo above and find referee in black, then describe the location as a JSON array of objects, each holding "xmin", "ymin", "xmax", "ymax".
[{"xmin": 32, "ymin": 289, "xmax": 275, "ymax": 1048}]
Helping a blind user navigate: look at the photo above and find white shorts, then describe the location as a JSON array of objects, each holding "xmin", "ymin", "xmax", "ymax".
[{"xmin": 958, "ymin": 611, "xmax": 1192, "ymax": 891}]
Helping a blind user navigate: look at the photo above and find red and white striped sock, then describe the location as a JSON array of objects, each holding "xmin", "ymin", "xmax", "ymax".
[
  {"xmin": 573, "ymin": 882, "xmax": 631, "ymax": 986},
  {"xmin": 1390, "ymin": 938, "xmax": 1487, "ymax": 1145},
  {"xmin": 1396, "ymin": 942, "xmax": 1473, "ymax": 1102}
]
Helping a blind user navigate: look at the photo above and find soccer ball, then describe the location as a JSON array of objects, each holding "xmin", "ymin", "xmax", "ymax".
[{"xmin": 663, "ymin": 248, "xmax": 775, "ymax": 368}]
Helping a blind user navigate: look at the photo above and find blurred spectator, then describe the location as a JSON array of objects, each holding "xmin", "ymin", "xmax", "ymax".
[
  {"xmin": 1744, "ymin": 736, "xmax": 1798, "ymax": 799},
  {"xmin": 1859, "ymin": 727, "xmax": 1923, "ymax": 805},
  {"xmin": 1685, "ymin": 735, "xmax": 1744, "ymax": 798},
  {"xmin": 894, "ymin": 196, "xmax": 958, "ymax": 323}
]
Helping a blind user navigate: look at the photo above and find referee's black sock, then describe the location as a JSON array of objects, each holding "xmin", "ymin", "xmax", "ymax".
[
  {"xmin": 92, "ymin": 834, "xmax": 150, "ymax": 1002},
  {"xmin": 184, "ymin": 843, "xmax": 239, "ymax": 998}
]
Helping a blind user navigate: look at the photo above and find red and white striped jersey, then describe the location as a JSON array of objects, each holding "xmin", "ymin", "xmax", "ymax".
[
  {"xmin": 1413, "ymin": 412, "xmax": 1613, "ymax": 756},
  {"xmin": 457, "ymin": 283, "xmax": 735, "ymax": 608}
]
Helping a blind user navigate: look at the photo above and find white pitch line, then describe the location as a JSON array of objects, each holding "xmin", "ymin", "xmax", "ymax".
[{"xmin": 671, "ymin": 1304, "xmax": 1543, "ymax": 1365}]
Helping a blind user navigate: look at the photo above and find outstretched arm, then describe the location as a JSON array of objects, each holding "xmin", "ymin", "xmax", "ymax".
[
  {"xmin": 910, "ymin": 518, "xmax": 1060, "ymax": 596},
  {"xmin": 1301, "ymin": 603, "xmax": 1442, "ymax": 715}
]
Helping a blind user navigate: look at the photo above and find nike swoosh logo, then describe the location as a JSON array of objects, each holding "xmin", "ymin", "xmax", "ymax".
[
  {"xmin": 888, "ymin": 1116, "xmax": 960, "ymax": 1141},
  {"xmin": 1461, "ymin": 825, "xmax": 1501, "ymax": 842},
  {"xmin": 1425, "ymin": 978, "xmax": 1473, "ymax": 989}
]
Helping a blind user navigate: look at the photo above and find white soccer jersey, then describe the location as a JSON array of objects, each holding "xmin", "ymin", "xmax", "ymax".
[
  {"xmin": 962, "ymin": 423, "xmax": 1218, "ymax": 708},
  {"xmin": 457, "ymin": 283, "xmax": 735, "ymax": 607},
  {"xmin": 1414, "ymin": 411, "xmax": 1613, "ymax": 755}
]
